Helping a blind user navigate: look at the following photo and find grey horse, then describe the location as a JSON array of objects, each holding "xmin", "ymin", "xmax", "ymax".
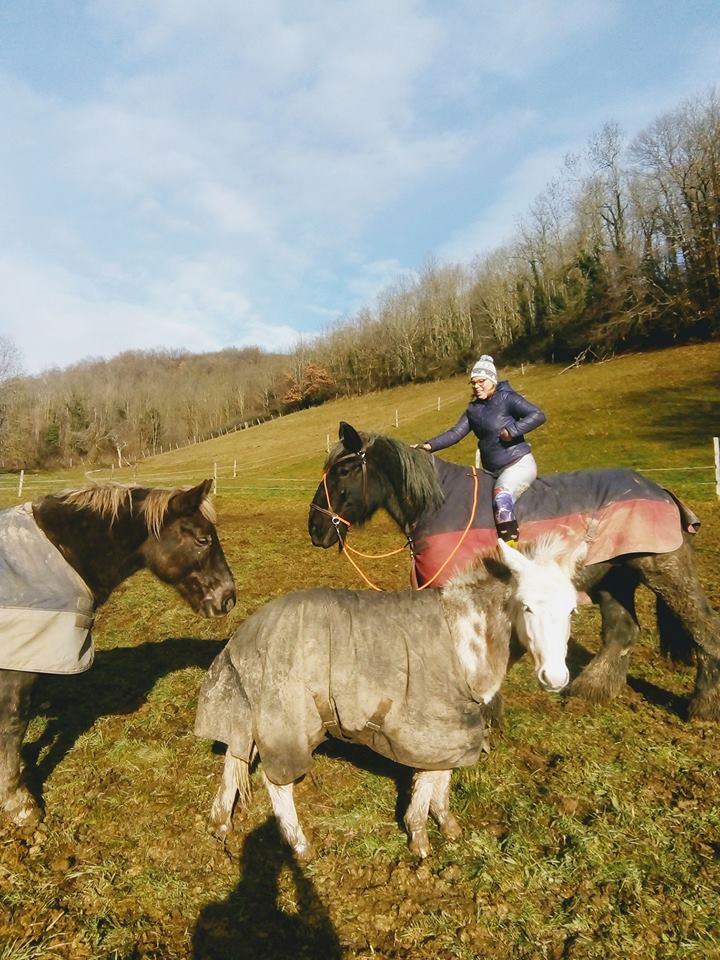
[{"xmin": 195, "ymin": 536, "xmax": 584, "ymax": 859}]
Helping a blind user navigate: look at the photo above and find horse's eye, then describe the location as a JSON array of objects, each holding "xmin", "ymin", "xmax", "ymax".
[
  {"xmin": 195, "ymin": 535, "xmax": 211, "ymax": 547},
  {"xmin": 523, "ymin": 604, "xmax": 533, "ymax": 614}
]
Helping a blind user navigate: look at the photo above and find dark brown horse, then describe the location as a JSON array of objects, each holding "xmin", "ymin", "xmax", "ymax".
[
  {"xmin": 0, "ymin": 479, "xmax": 236, "ymax": 826},
  {"xmin": 308, "ymin": 423, "xmax": 720, "ymax": 721}
]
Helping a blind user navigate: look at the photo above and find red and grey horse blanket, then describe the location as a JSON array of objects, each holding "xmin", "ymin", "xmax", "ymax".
[{"xmin": 413, "ymin": 462, "xmax": 699, "ymax": 588}]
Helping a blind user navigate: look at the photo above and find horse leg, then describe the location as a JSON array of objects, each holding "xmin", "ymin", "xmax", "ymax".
[
  {"xmin": 209, "ymin": 750, "xmax": 252, "ymax": 841},
  {"xmin": 262, "ymin": 774, "xmax": 313, "ymax": 861},
  {"xmin": 404, "ymin": 769, "xmax": 447, "ymax": 858},
  {"xmin": 629, "ymin": 544, "xmax": 720, "ymax": 720},
  {"xmin": 0, "ymin": 669, "xmax": 42, "ymax": 827},
  {"xmin": 427, "ymin": 769, "xmax": 461, "ymax": 841},
  {"xmin": 569, "ymin": 567, "xmax": 640, "ymax": 703}
]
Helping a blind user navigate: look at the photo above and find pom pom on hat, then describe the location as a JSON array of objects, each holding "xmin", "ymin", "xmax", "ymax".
[{"xmin": 470, "ymin": 355, "xmax": 497, "ymax": 383}]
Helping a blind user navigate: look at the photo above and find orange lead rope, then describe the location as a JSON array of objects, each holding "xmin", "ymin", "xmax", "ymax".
[
  {"xmin": 415, "ymin": 465, "xmax": 479, "ymax": 590},
  {"xmin": 323, "ymin": 466, "xmax": 479, "ymax": 592}
]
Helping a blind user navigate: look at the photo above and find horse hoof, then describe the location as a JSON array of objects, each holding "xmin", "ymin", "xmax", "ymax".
[
  {"xmin": 3, "ymin": 791, "xmax": 42, "ymax": 829},
  {"xmin": 211, "ymin": 820, "xmax": 231, "ymax": 843},
  {"xmin": 293, "ymin": 839, "xmax": 315, "ymax": 862},
  {"xmin": 408, "ymin": 829, "xmax": 431, "ymax": 859},
  {"xmin": 688, "ymin": 695, "xmax": 720, "ymax": 722},
  {"xmin": 439, "ymin": 813, "xmax": 462, "ymax": 841},
  {"xmin": 568, "ymin": 663, "xmax": 625, "ymax": 704}
]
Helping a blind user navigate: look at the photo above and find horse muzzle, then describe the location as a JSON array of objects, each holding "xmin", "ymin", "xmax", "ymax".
[
  {"xmin": 198, "ymin": 584, "xmax": 237, "ymax": 618},
  {"xmin": 308, "ymin": 511, "xmax": 344, "ymax": 549},
  {"xmin": 537, "ymin": 665, "xmax": 570, "ymax": 693}
]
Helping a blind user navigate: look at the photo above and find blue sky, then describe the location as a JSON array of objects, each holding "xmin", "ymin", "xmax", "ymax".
[{"xmin": 1, "ymin": 1, "xmax": 718, "ymax": 374}]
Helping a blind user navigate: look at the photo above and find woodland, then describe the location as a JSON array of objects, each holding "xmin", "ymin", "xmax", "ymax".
[{"xmin": 1, "ymin": 89, "xmax": 718, "ymax": 470}]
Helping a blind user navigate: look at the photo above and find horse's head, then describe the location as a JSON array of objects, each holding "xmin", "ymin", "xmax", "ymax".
[
  {"xmin": 308, "ymin": 422, "xmax": 381, "ymax": 548},
  {"xmin": 308, "ymin": 422, "xmax": 442, "ymax": 548},
  {"xmin": 138, "ymin": 480, "xmax": 236, "ymax": 618},
  {"xmin": 498, "ymin": 537, "xmax": 586, "ymax": 692}
]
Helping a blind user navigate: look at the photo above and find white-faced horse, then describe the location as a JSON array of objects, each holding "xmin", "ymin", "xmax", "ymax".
[{"xmin": 195, "ymin": 536, "xmax": 584, "ymax": 859}]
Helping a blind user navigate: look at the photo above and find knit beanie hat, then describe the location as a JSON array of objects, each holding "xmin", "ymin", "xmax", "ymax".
[{"xmin": 470, "ymin": 355, "xmax": 497, "ymax": 383}]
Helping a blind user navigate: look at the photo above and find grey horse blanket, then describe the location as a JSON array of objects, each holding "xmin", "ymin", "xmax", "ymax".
[
  {"xmin": 0, "ymin": 503, "xmax": 94, "ymax": 673},
  {"xmin": 195, "ymin": 588, "xmax": 496, "ymax": 784}
]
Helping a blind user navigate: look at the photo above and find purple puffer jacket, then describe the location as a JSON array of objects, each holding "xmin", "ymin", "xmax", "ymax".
[{"xmin": 425, "ymin": 381, "xmax": 546, "ymax": 475}]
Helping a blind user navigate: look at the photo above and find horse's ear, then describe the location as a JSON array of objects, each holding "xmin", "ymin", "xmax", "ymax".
[
  {"xmin": 561, "ymin": 540, "xmax": 588, "ymax": 576},
  {"xmin": 339, "ymin": 422, "xmax": 364, "ymax": 454},
  {"xmin": 169, "ymin": 479, "xmax": 213, "ymax": 516},
  {"xmin": 497, "ymin": 539, "xmax": 530, "ymax": 575}
]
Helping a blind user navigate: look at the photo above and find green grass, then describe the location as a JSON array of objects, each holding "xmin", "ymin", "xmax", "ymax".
[{"xmin": 1, "ymin": 341, "xmax": 719, "ymax": 959}]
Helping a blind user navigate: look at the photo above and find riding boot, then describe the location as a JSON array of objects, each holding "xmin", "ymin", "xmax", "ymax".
[{"xmin": 496, "ymin": 519, "xmax": 519, "ymax": 547}]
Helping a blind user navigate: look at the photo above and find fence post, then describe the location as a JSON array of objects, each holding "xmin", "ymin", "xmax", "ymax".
[
  {"xmin": 213, "ymin": 462, "xmax": 218, "ymax": 495},
  {"xmin": 521, "ymin": 363, "xmax": 525, "ymax": 376},
  {"xmin": 714, "ymin": 437, "xmax": 720, "ymax": 499},
  {"xmin": 475, "ymin": 450, "xmax": 481, "ymax": 470},
  {"xmin": 17, "ymin": 469, "xmax": 24, "ymax": 498},
  {"xmin": 437, "ymin": 397, "xmax": 441, "ymax": 411},
  {"xmin": 395, "ymin": 410, "xmax": 399, "ymax": 428},
  {"xmin": 233, "ymin": 459, "xmax": 237, "ymax": 478}
]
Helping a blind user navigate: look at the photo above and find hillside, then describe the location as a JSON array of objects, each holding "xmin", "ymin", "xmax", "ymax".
[{"xmin": 4, "ymin": 340, "xmax": 718, "ymax": 506}]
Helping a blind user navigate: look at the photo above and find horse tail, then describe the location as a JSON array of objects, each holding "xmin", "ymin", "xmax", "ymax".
[{"xmin": 237, "ymin": 745, "xmax": 256, "ymax": 807}]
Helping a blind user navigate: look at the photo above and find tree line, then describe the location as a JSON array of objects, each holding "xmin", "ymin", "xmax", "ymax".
[{"xmin": 1, "ymin": 89, "xmax": 718, "ymax": 469}]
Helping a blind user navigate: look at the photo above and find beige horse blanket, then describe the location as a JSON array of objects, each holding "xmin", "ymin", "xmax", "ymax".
[{"xmin": 0, "ymin": 503, "xmax": 94, "ymax": 674}]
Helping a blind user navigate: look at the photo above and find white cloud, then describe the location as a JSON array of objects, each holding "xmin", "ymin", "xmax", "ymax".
[{"xmin": 0, "ymin": 254, "xmax": 299, "ymax": 373}]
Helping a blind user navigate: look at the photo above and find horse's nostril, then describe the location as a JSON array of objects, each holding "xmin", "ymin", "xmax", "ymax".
[{"xmin": 223, "ymin": 595, "xmax": 235, "ymax": 613}]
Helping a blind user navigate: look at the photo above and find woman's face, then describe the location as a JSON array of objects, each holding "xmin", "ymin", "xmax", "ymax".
[{"xmin": 471, "ymin": 377, "xmax": 496, "ymax": 400}]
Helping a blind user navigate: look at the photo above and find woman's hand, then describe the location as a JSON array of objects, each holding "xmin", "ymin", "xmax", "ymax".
[
  {"xmin": 498, "ymin": 428, "xmax": 512, "ymax": 442},
  {"xmin": 411, "ymin": 442, "xmax": 432, "ymax": 451}
]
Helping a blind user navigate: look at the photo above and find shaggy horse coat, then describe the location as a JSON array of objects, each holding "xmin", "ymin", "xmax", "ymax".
[{"xmin": 195, "ymin": 538, "xmax": 581, "ymax": 859}]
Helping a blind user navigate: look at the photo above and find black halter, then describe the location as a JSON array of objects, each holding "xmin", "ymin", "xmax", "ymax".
[{"xmin": 310, "ymin": 445, "xmax": 369, "ymax": 532}]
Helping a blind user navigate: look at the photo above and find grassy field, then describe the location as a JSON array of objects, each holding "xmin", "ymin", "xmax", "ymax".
[{"xmin": 0, "ymin": 342, "xmax": 719, "ymax": 959}]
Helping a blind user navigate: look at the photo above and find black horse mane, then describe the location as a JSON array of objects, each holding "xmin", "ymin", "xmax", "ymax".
[
  {"xmin": 50, "ymin": 484, "xmax": 216, "ymax": 538},
  {"xmin": 327, "ymin": 433, "xmax": 445, "ymax": 519}
]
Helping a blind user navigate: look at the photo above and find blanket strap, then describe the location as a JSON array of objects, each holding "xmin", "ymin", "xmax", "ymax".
[{"xmin": 313, "ymin": 693, "xmax": 393, "ymax": 740}]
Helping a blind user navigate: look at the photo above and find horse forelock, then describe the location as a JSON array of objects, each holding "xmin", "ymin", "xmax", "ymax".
[
  {"xmin": 140, "ymin": 488, "xmax": 216, "ymax": 538},
  {"xmin": 56, "ymin": 484, "xmax": 215, "ymax": 538}
]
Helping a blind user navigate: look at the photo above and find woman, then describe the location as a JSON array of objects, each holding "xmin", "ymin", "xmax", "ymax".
[{"xmin": 416, "ymin": 356, "xmax": 545, "ymax": 544}]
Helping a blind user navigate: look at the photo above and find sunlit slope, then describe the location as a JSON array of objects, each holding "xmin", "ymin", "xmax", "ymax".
[
  {"xmin": 3, "ymin": 341, "xmax": 718, "ymax": 505},
  {"xmin": 102, "ymin": 341, "xmax": 719, "ymax": 503}
]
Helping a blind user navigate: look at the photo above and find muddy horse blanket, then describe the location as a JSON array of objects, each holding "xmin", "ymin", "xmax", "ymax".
[
  {"xmin": 195, "ymin": 587, "xmax": 493, "ymax": 784},
  {"xmin": 414, "ymin": 464, "xmax": 699, "ymax": 588},
  {"xmin": 0, "ymin": 503, "xmax": 94, "ymax": 673}
]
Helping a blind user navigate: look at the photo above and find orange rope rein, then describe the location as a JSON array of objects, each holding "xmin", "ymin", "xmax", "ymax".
[{"xmin": 414, "ymin": 466, "xmax": 478, "ymax": 590}]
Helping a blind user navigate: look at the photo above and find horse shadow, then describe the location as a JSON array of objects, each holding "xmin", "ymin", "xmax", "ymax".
[
  {"xmin": 24, "ymin": 637, "xmax": 225, "ymax": 796},
  {"xmin": 191, "ymin": 818, "xmax": 342, "ymax": 960}
]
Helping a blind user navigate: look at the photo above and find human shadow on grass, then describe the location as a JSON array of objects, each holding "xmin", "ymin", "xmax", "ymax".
[
  {"xmin": 192, "ymin": 817, "xmax": 342, "ymax": 960},
  {"xmin": 24, "ymin": 636, "xmax": 225, "ymax": 799}
]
